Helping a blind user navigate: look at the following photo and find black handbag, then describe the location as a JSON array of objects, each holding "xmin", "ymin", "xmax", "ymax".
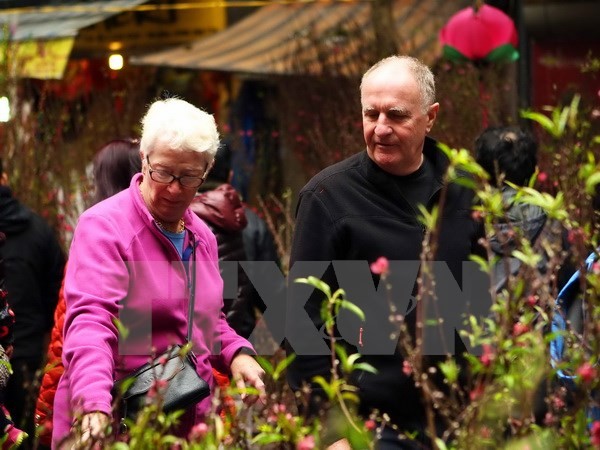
[
  {"xmin": 113, "ymin": 240, "xmax": 210, "ymax": 421},
  {"xmin": 113, "ymin": 344, "xmax": 209, "ymax": 420}
]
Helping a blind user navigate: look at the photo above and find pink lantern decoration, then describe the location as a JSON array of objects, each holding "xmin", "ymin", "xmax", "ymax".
[{"xmin": 439, "ymin": 3, "xmax": 519, "ymax": 63}]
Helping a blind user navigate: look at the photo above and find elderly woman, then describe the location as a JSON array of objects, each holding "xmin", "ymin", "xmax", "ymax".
[{"xmin": 52, "ymin": 98, "xmax": 265, "ymax": 448}]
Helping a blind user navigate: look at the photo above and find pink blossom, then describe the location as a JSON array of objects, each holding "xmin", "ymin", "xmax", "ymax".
[
  {"xmin": 544, "ymin": 412, "xmax": 556, "ymax": 426},
  {"xmin": 365, "ymin": 419, "xmax": 376, "ymax": 431},
  {"xmin": 567, "ymin": 227, "xmax": 585, "ymax": 245},
  {"xmin": 402, "ymin": 360, "xmax": 413, "ymax": 376},
  {"xmin": 188, "ymin": 423, "xmax": 208, "ymax": 441},
  {"xmin": 551, "ymin": 395, "xmax": 565, "ymax": 410},
  {"xmin": 576, "ymin": 362, "xmax": 597, "ymax": 384},
  {"xmin": 537, "ymin": 172, "xmax": 548, "ymax": 183},
  {"xmin": 591, "ymin": 421, "xmax": 600, "ymax": 447},
  {"xmin": 480, "ymin": 344, "xmax": 495, "ymax": 367},
  {"xmin": 470, "ymin": 383, "xmax": 484, "ymax": 401},
  {"xmin": 297, "ymin": 435, "xmax": 315, "ymax": 450},
  {"xmin": 272, "ymin": 403, "xmax": 285, "ymax": 414},
  {"xmin": 471, "ymin": 210, "xmax": 483, "ymax": 221},
  {"xmin": 148, "ymin": 379, "xmax": 168, "ymax": 398},
  {"xmin": 370, "ymin": 256, "xmax": 389, "ymax": 275},
  {"xmin": 512, "ymin": 322, "xmax": 529, "ymax": 337}
]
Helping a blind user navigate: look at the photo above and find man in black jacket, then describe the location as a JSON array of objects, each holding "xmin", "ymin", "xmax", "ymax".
[
  {"xmin": 0, "ymin": 158, "xmax": 65, "ymax": 448},
  {"xmin": 286, "ymin": 56, "xmax": 486, "ymax": 449}
]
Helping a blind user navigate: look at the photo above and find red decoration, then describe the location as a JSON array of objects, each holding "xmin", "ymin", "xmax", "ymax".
[{"xmin": 439, "ymin": 4, "xmax": 519, "ymax": 63}]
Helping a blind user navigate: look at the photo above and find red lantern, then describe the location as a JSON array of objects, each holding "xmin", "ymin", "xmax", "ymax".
[{"xmin": 439, "ymin": 3, "xmax": 518, "ymax": 63}]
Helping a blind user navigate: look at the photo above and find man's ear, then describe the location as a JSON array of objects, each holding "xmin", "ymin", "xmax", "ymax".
[
  {"xmin": 426, "ymin": 102, "xmax": 440, "ymax": 133},
  {"xmin": 0, "ymin": 172, "xmax": 8, "ymax": 186}
]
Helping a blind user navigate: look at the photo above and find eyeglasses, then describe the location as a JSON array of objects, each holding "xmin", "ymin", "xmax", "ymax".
[{"xmin": 146, "ymin": 156, "xmax": 206, "ymax": 188}]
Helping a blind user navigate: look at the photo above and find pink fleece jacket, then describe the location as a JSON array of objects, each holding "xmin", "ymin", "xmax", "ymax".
[{"xmin": 52, "ymin": 174, "xmax": 254, "ymax": 448}]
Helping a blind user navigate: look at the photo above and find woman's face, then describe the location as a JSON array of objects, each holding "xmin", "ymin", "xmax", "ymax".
[{"xmin": 140, "ymin": 142, "xmax": 209, "ymax": 224}]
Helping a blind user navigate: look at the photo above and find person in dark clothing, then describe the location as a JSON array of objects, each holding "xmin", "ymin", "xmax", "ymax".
[
  {"xmin": 286, "ymin": 56, "xmax": 486, "ymax": 449},
  {"xmin": 475, "ymin": 126, "xmax": 573, "ymax": 290},
  {"xmin": 190, "ymin": 184, "xmax": 255, "ymax": 337},
  {"xmin": 242, "ymin": 207, "xmax": 279, "ymax": 265},
  {"xmin": 475, "ymin": 126, "xmax": 574, "ymax": 424},
  {"xmin": 192, "ymin": 143, "xmax": 280, "ymax": 339},
  {"xmin": 0, "ymin": 231, "xmax": 28, "ymax": 449},
  {"xmin": 0, "ymin": 158, "xmax": 66, "ymax": 449},
  {"xmin": 475, "ymin": 127, "xmax": 549, "ymax": 291}
]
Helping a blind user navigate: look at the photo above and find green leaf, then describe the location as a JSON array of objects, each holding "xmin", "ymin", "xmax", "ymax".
[
  {"xmin": 584, "ymin": 171, "xmax": 600, "ymax": 195},
  {"xmin": 111, "ymin": 443, "xmax": 130, "ymax": 450},
  {"xmin": 520, "ymin": 111, "xmax": 559, "ymax": 137},
  {"xmin": 417, "ymin": 203, "xmax": 439, "ymax": 231},
  {"xmin": 434, "ymin": 438, "xmax": 449, "ymax": 450},
  {"xmin": 353, "ymin": 362, "xmax": 378, "ymax": 374},
  {"xmin": 295, "ymin": 276, "xmax": 331, "ymax": 298},
  {"xmin": 255, "ymin": 356, "xmax": 274, "ymax": 375},
  {"xmin": 312, "ymin": 375, "xmax": 338, "ymax": 400},
  {"xmin": 556, "ymin": 103, "xmax": 569, "ymax": 136},
  {"xmin": 252, "ymin": 433, "xmax": 287, "ymax": 445},
  {"xmin": 339, "ymin": 299, "xmax": 365, "ymax": 321},
  {"xmin": 438, "ymin": 359, "xmax": 460, "ymax": 384},
  {"xmin": 469, "ymin": 254, "xmax": 491, "ymax": 274},
  {"xmin": 346, "ymin": 353, "xmax": 362, "ymax": 367},
  {"xmin": 452, "ymin": 176, "xmax": 477, "ymax": 190},
  {"xmin": 273, "ymin": 353, "xmax": 296, "ymax": 381},
  {"xmin": 113, "ymin": 318, "xmax": 130, "ymax": 340},
  {"xmin": 335, "ymin": 346, "xmax": 349, "ymax": 370}
]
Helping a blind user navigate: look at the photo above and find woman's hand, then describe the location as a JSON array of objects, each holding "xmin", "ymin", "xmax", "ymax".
[
  {"xmin": 230, "ymin": 353, "xmax": 266, "ymax": 405},
  {"xmin": 77, "ymin": 411, "xmax": 111, "ymax": 447}
]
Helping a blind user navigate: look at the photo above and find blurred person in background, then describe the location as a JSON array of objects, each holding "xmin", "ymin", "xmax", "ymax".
[
  {"xmin": 0, "ymin": 158, "xmax": 66, "ymax": 450},
  {"xmin": 191, "ymin": 143, "xmax": 280, "ymax": 339},
  {"xmin": 0, "ymin": 231, "xmax": 27, "ymax": 449}
]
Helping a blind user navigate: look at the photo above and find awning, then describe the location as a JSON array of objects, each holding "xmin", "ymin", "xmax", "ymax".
[
  {"xmin": 0, "ymin": 0, "xmax": 147, "ymax": 79},
  {"xmin": 0, "ymin": 0, "xmax": 148, "ymax": 41},
  {"xmin": 131, "ymin": 0, "xmax": 469, "ymax": 76}
]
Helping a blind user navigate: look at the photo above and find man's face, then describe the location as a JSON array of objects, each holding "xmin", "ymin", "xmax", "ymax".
[{"xmin": 361, "ymin": 62, "xmax": 439, "ymax": 176}]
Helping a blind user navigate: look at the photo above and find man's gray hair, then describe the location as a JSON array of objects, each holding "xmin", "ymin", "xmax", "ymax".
[
  {"xmin": 360, "ymin": 55, "xmax": 436, "ymax": 113},
  {"xmin": 140, "ymin": 97, "xmax": 220, "ymax": 160}
]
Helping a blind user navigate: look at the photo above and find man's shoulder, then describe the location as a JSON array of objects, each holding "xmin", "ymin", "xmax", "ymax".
[{"xmin": 302, "ymin": 151, "xmax": 365, "ymax": 193}]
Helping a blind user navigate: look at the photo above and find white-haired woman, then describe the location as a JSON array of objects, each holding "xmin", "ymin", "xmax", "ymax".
[{"xmin": 53, "ymin": 98, "xmax": 265, "ymax": 448}]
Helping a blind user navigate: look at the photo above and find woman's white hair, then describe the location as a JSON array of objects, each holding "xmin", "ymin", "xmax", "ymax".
[{"xmin": 140, "ymin": 97, "xmax": 220, "ymax": 161}]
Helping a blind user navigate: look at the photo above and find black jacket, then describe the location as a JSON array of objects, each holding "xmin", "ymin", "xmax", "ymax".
[
  {"xmin": 242, "ymin": 207, "xmax": 279, "ymax": 265},
  {"xmin": 287, "ymin": 138, "xmax": 485, "ymax": 434},
  {"xmin": 0, "ymin": 186, "xmax": 65, "ymax": 361}
]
